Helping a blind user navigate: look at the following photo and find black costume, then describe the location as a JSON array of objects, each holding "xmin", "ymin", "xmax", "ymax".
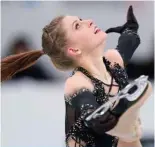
[{"xmin": 65, "ymin": 6, "xmax": 141, "ymax": 147}]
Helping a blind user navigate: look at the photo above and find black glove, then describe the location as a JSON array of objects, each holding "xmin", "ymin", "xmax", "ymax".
[
  {"xmin": 84, "ymin": 110, "xmax": 119, "ymax": 134},
  {"xmin": 105, "ymin": 6, "xmax": 140, "ymax": 65},
  {"xmin": 106, "ymin": 5, "xmax": 139, "ymax": 34}
]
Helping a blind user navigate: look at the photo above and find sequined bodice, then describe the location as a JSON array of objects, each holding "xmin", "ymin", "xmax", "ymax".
[
  {"xmin": 65, "ymin": 57, "xmax": 129, "ymax": 147},
  {"xmin": 71, "ymin": 57, "xmax": 129, "ymax": 105}
]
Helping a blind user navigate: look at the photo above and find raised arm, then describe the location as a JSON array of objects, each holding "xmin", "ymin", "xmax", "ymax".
[{"xmin": 105, "ymin": 6, "xmax": 140, "ymax": 66}]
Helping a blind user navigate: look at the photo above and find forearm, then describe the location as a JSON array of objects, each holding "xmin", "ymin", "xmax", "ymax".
[
  {"xmin": 117, "ymin": 139, "xmax": 142, "ymax": 147},
  {"xmin": 106, "ymin": 5, "xmax": 140, "ymax": 66},
  {"xmin": 115, "ymin": 29, "xmax": 140, "ymax": 65}
]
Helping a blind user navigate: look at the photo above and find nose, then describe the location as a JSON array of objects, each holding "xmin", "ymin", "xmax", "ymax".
[
  {"xmin": 83, "ymin": 19, "xmax": 94, "ymax": 27},
  {"xmin": 88, "ymin": 20, "xmax": 93, "ymax": 27}
]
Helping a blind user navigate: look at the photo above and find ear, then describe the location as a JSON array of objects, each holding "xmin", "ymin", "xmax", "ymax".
[{"xmin": 67, "ymin": 47, "xmax": 81, "ymax": 56}]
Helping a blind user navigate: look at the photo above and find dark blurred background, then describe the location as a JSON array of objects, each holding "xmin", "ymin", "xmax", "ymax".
[{"xmin": 1, "ymin": 1, "xmax": 154, "ymax": 147}]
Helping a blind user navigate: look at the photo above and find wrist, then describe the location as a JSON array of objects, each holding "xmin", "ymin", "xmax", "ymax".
[{"xmin": 122, "ymin": 28, "xmax": 139, "ymax": 36}]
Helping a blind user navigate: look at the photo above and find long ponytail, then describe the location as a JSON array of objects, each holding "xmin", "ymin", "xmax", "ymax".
[{"xmin": 1, "ymin": 50, "xmax": 44, "ymax": 82}]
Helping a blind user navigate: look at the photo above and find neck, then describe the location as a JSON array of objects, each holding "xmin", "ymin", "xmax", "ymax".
[{"xmin": 77, "ymin": 46, "xmax": 111, "ymax": 83}]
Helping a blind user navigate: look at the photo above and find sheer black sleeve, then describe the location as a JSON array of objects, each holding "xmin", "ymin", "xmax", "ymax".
[
  {"xmin": 64, "ymin": 89, "xmax": 118, "ymax": 147},
  {"xmin": 65, "ymin": 89, "xmax": 97, "ymax": 147}
]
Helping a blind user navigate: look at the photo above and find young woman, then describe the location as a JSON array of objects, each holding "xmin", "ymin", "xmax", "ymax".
[{"xmin": 1, "ymin": 6, "xmax": 152, "ymax": 147}]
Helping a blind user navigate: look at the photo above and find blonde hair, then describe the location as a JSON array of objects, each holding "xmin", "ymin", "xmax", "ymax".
[
  {"xmin": 1, "ymin": 15, "xmax": 76, "ymax": 82},
  {"xmin": 42, "ymin": 15, "xmax": 75, "ymax": 71}
]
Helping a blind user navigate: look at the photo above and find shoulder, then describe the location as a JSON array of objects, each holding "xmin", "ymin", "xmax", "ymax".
[
  {"xmin": 64, "ymin": 72, "xmax": 94, "ymax": 98},
  {"xmin": 104, "ymin": 49, "xmax": 124, "ymax": 68}
]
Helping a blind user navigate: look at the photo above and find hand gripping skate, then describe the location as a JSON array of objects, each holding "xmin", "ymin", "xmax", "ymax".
[{"xmin": 85, "ymin": 75, "xmax": 152, "ymax": 142}]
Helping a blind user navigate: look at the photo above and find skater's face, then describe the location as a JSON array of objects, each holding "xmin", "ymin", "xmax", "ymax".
[
  {"xmin": 62, "ymin": 16, "xmax": 107, "ymax": 57},
  {"xmin": 42, "ymin": 15, "xmax": 107, "ymax": 70}
]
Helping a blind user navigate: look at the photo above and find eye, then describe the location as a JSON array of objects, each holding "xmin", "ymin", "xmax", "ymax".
[
  {"xmin": 75, "ymin": 23, "xmax": 80, "ymax": 30},
  {"xmin": 79, "ymin": 18, "xmax": 82, "ymax": 21}
]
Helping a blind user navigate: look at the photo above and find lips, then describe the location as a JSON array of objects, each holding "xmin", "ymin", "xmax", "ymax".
[{"xmin": 94, "ymin": 26, "xmax": 101, "ymax": 34}]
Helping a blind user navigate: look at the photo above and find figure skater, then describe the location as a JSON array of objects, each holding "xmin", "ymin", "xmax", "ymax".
[{"xmin": 1, "ymin": 5, "xmax": 152, "ymax": 147}]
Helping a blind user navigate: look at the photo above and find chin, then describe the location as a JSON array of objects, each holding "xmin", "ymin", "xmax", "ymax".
[
  {"xmin": 94, "ymin": 39, "xmax": 106, "ymax": 53},
  {"xmin": 101, "ymin": 31, "xmax": 107, "ymax": 40},
  {"xmin": 96, "ymin": 30, "xmax": 107, "ymax": 41},
  {"xmin": 99, "ymin": 33, "xmax": 107, "ymax": 47}
]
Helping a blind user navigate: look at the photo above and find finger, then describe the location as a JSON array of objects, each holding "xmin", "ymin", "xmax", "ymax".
[
  {"xmin": 100, "ymin": 117, "xmax": 118, "ymax": 131},
  {"xmin": 98, "ymin": 112, "xmax": 114, "ymax": 123},
  {"xmin": 128, "ymin": 5, "xmax": 133, "ymax": 15},
  {"xmin": 127, "ymin": 5, "xmax": 138, "ymax": 24},
  {"xmin": 105, "ymin": 28, "xmax": 114, "ymax": 33},
  {"xmin": 105, "ymin": 26, "xmax": 123, "ymax": 34},
  {"xmin": 127, "ymin": 5, "xmax": 133, "ymax": 22}
]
